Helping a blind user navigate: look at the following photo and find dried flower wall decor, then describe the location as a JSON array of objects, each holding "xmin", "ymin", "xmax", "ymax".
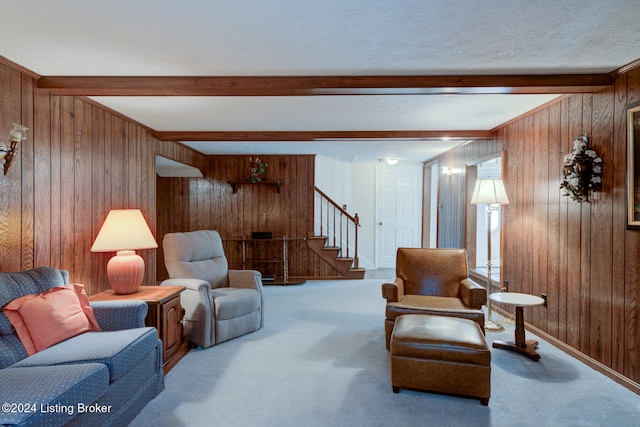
[
  {"xmin": 560, "ymin": 134, "xmax": 602, "ymax": 203},
  {"xmin": 248, "ymin": 156, "xmax": 268, "ymax": 182}
]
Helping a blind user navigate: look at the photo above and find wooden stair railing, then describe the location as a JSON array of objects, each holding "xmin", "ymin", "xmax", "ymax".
[{"xmin": 313, "ymin": 186, "xmax": 361, "ymax": 272}]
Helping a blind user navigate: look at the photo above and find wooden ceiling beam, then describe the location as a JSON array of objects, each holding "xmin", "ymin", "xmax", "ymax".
[
  {"xmin": 37, "ymin": 74, "xmax": 613, "ymax": 96},
  {"xmin": 153, "ymin": 130, "xmax": 492, "ymax": 141}
]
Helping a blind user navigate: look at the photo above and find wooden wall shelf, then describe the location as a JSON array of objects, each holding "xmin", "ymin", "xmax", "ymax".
[{"xmin": 228, "ymin": 179, "xmax": 281, "ymax": 193}]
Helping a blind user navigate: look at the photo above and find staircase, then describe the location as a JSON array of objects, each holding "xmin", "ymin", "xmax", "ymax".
[{"xmin": 308, "ymin": 187, "xmax": 366, "ymax": 279}]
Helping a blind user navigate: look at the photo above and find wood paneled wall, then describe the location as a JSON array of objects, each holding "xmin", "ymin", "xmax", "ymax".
[
  {"xmin": 156, "ymin": 155, "xmax": 316, "ymax": 281},
  {"xmin": 500, "ymin": 72, "xmax": 640, "ymax": 386},
  {"xmin": 0, "ymin": 59, "xmax": 199, "ymax": 295},
  {"xmin": 435, "ymin": 66, "xmax": 640, "ymax": 388}
]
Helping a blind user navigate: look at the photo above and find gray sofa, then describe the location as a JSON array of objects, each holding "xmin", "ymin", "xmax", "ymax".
[{"xmin": 0, "ymin": 267, "xmax": 164, "ymax": 426}]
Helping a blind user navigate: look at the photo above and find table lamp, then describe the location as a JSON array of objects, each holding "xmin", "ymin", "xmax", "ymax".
[
  {"xmin": 470, "ymin": 179, "xmax": 509, "ymax": 331},
  {"xmin": 91, "ymin": 209, "xmax": 158, "ymax": 294}
]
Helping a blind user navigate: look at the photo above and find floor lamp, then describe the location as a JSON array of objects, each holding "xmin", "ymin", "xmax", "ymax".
[{"xmin": 470, "ymin": 178, "xmax": 510, "ymax": 331}]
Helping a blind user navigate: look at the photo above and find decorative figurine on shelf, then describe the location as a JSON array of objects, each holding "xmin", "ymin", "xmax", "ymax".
[
  {"xmin": 248, "ymin": 156, "xmax": 268, "ymax": 182},
  {"xmin": 560, "ymin": 134, "xmax": 603, "ymax": 203}
]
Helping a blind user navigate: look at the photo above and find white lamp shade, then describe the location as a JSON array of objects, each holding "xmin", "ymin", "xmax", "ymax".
[
  {"xmin": 470, "ymin": 179, "xmax": 510, "ymax": 205},
  {"xmin": 91, "ymin": 209, "xmax": 158, "ymax": 252}
]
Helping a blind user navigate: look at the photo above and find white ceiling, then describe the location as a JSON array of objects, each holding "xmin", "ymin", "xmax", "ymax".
[{"xmin": 1, "ymin": 0, "xmax": 639, "ymax": 163}]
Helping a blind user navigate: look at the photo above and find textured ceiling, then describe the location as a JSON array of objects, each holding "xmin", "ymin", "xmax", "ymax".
[{"xmin": 1, "ymin": 0, "xmax": 639, "ymax": 162}]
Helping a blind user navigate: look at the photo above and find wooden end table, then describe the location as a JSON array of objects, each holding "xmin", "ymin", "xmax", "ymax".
[
  {"xmin": 90, "ymin": 285, "xmax": 189, "ymax": 373},
  {"xmin": 489, "ymin": 292, "xmax": 545, "ymax": 361}
]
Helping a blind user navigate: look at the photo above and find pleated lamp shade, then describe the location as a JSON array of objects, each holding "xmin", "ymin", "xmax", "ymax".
[{"xmin": 470, "ymin": 179, "xmax": 510, "ymax": 205}]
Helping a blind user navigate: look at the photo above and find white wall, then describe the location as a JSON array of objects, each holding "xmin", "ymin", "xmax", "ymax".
[
  {"xmin": 314, "ymin": 155, "xmax": 353, "ymax": 209},
  {"xmin": 315, "ymin": 156, "xmax": 377, "ymax": 269},
  {"xmin": 351, "ymin": 162, "xmax": 376, "ymax": 269}
]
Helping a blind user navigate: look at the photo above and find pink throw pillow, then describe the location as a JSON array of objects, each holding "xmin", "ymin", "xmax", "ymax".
[{"xmin": 3, "ymin": 283, "xmax": 101, "ymax": 355}]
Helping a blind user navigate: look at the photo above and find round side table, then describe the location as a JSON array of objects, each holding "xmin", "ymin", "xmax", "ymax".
[{"xmin": 489, "ymin": 292, "xmax": 544, "ymax": 361}]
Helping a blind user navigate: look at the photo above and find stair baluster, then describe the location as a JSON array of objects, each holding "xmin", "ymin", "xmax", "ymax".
[{"xmin": 314, "ymin": 187, "xmax": 361, "ymax": 273}]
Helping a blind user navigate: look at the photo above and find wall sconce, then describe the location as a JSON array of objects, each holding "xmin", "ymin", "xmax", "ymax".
[
  {"xmin": 441, "ymin": 167, "xmax": 461, "ymax": 178},
  {"xmin": 0, "ymin": 123, "xmax": 28, "ymax": 175}
]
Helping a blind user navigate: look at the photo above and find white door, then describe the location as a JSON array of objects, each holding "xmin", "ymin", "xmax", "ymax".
[{"xmin": 375, "ymin": 164, "xmax": 423, "ymax": 268}]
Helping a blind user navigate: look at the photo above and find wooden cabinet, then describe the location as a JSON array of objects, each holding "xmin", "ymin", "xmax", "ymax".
[
  {"xmin": 147, "ymin": 288, "xmax": 187, "ymax": 371},
  {"xmin": 89, "ymin": 286, "xmax": 189, "ymax": 374}
]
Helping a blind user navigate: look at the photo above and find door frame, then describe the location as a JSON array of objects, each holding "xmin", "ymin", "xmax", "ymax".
[
  {"xmin": 423, "ymin": 160, "xmax": 439, "ymax": 248},
  {"xmin": 464, "ymin": 151, "xmax": 507, "ymax": 291}
]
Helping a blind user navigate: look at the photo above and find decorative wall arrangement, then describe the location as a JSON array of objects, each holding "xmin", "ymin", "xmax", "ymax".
[
  {"xmin": 560, "ymin": 134, "xmax": 602, "ymax": 203},
  {"xmin": 248, "ymin": 156, "xmax": 268, "ymax": 182}
]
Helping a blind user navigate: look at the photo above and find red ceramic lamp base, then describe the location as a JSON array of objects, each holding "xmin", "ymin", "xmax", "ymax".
[{"xmin": 106, "ymin": 250, "xmax": 145, "ymax": 294}]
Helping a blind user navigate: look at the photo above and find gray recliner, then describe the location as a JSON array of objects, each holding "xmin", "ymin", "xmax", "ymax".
[{"xmin": 161, "ymin": 230, "xmax": 264, "ymax": 348}]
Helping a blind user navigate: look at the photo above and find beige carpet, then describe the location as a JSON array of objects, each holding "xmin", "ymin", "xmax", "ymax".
[{"xmin": 130, "ymin": 279, "xmax": 640, "ymax": 427}]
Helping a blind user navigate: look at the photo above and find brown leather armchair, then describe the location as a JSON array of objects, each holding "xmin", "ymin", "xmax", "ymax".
[{"xmin": 382, "ymin": 248, "xmax": 486, "ymax": 349}]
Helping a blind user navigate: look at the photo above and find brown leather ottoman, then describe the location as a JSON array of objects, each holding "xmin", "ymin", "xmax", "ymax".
[{"xmin": 390, "ymin": 314, "xmax": 491, "ymax": 405}]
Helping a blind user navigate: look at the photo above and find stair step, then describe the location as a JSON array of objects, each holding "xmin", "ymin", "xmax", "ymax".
[
  {"xmin": 307, "ymin": 233, "xmax": 365, "ymax": 279},
  {"xmin": 343, "ymin": 268, "xmax": 366, "ymax": 279}
]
